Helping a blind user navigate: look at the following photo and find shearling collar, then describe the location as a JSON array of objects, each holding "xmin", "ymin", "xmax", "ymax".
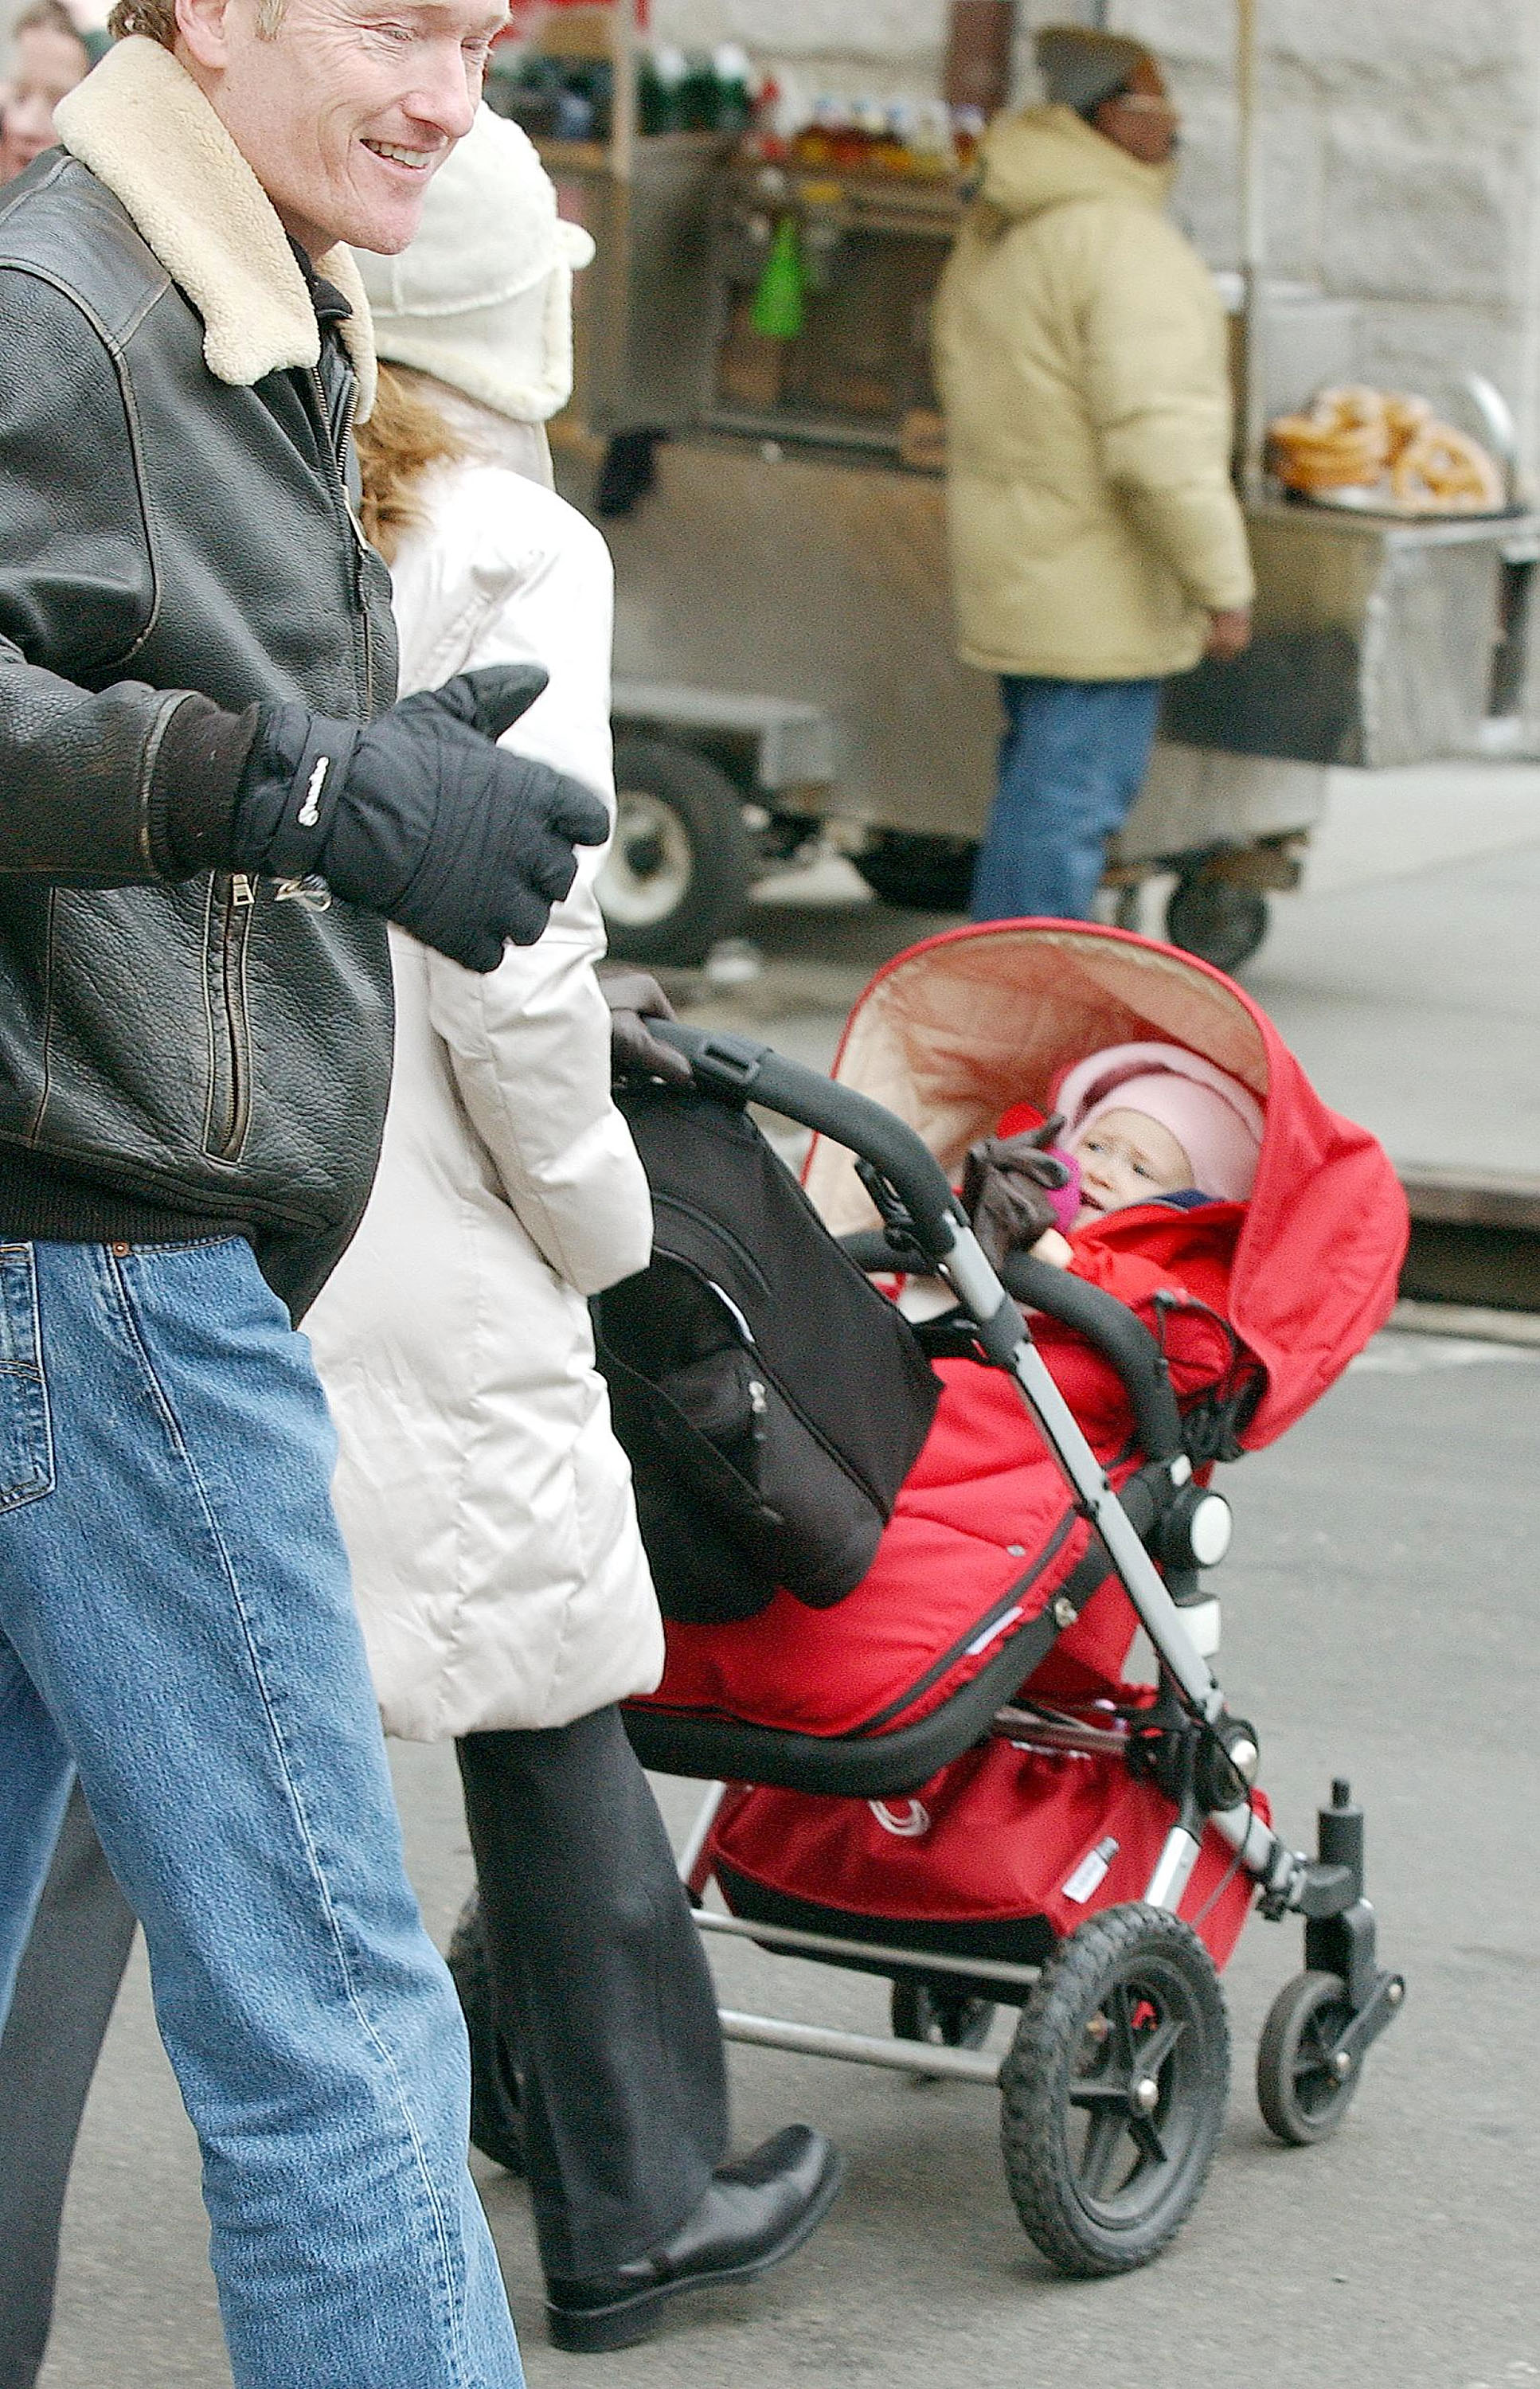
[{"xmin": 54, "ymin": 35, "xmax": 376, "ymax": 418}]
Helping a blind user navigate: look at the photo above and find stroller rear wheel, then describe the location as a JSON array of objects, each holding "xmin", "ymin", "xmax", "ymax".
[
  {"xmin": 1256, "ymin": 1969, "xmax": 1362, "ymax": 2145},
  {"xmin": 448, "ymin": 1894, "xmax": 526, "ymax": 2176},
  {"xmin": 999, "ymin": 1903, "xmax": 1229, "ymax": 2276},
  {"xmin": 890, "ymin": 1980, "xmax": 999, "ymax": 2065}
]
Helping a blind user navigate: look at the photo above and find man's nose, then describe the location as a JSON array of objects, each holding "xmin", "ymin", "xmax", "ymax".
[{"xmin": 406, "ymin": 43, "xmax": 480, "ymax": 140}]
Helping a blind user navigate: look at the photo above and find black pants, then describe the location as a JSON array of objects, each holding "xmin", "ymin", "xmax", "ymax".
[
  {"xmin": 456, "ymin": 1706, "xmax": 729, "ymax": 2281},
  {"xmin": 0, "ymin": 1782, "xmax": 137, "ymax": 2389}
]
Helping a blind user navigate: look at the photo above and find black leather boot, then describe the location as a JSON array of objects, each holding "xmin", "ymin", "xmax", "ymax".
[{"xmin": 545, "ymin": 2124, "xmax": 843, "ymax": 2353}]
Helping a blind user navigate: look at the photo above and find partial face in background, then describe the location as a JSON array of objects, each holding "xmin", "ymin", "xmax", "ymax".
[
  {"xmin": 1071, "ymin": 1108, "xmax": 1193, "ymax": 1223},
  {"xmin": 0, "ymin": 19, "xmax": 91, "ymax": 182},
  {"xmin": 1092, "ymin": 53, "xmax": 1178, "ymax": 168},
  {"xmin": 174, "ymin": 0, "xmax": 507, "ymax": 259}
]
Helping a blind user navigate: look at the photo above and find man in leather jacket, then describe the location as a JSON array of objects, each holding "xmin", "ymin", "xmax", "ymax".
[{"xmin": 0, "ymin": 1, "xmax": 612, "ymax": 2381}]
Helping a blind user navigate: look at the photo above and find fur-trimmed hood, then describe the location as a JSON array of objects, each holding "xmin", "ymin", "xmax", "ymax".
[{"xmin": 55, "ymin": 35, "xmax": 376, "ymax": 417}]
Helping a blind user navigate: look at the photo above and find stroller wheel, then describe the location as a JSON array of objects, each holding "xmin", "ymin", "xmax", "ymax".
[
  {"xmin": 447, "ymin": 1894, "xmax": 526, "ymax": 2176},
  {"xmin": 1257, "ymin": 1970, "xmax": 1362, "ymax": 2146},
  {"xmin": 891, "ymin": 1980, "xmax": 999, "ymax": 2064},
  {"xmin": 999, "ymin": 1903, "xmax": 1229, "ymax": 2277}
]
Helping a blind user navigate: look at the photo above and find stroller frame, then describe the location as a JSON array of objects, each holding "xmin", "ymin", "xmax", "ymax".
[{"xmin": 623, "ymin": 1021, "xmax": 1405, "ymax": 2270}]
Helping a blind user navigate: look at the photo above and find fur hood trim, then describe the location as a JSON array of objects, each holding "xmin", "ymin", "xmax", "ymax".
[{"xmin": 55, "ymin": 37, "xmax": 376, "ymax": 418}]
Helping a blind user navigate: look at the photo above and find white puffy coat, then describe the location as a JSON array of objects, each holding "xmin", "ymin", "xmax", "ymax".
[{"xmin": 305, "ymin": 448, "xmax": 664, "ymax": 1740}]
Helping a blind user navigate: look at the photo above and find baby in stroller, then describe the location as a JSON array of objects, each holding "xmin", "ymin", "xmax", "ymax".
[{"xmin": 995, "ymin": 1041, "xmax": 1264, "ymax": 1245}]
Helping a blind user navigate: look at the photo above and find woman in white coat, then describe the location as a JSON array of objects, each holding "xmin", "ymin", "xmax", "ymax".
[{"xmin": 303, "ymin": 108, "xmax": 839, "ymax": 2358}]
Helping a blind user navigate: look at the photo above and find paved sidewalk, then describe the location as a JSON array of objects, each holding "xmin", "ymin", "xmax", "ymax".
[{"xmin": 683, "ymin": 755, "xmax": 1540, "ymax": 1184}]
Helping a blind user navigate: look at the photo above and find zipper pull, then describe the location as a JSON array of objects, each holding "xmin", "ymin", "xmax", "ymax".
[
  {"xmin": 274, "ymin": 874, "xmax": 334, "ymax": 913},
  {"xmin": 231, "ymin": 873, "xmax": 256, "ymax": 907}
]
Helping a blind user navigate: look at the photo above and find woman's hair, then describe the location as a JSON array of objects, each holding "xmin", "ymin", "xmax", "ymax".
[
  {"xmin": 354, "ymin": 362, "xmax": 470, "ymax": 565},
  {"xmin": 107, "ymin": 0, "xmax": 287, "ymax": 45}
]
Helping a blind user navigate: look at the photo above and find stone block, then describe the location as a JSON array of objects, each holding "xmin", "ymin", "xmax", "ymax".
[
  {"xmin": 1353, "ymin": 299, "xmax": 1523, "ymax": 424},
  {"xmin": 657, "ymin": 0, "xmax": 948, "ymax": 69},
  {"xmin": 1322, "ymin": 120, "xmax": 1528, "ymax": 307}
]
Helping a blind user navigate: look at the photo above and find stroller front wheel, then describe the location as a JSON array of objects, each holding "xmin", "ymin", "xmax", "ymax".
[
  {"xmin": 1256, "ymin": 1969, "xmax": 1362, "ymax": 2145},
  {"xmin": 999, "ymin": 1903, "xmax": 1229, "ymax": 2277}
]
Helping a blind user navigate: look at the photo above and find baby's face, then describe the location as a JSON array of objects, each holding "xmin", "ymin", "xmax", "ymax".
[{"xmin": 1071, "ymin": 1108, "xmax": 1193, "ymax": 1223}]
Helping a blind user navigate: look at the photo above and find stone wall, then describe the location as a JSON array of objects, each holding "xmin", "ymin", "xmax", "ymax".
[{"xmin": 650, "ymin": 0, "xmax": 1540, "ymax": 465}]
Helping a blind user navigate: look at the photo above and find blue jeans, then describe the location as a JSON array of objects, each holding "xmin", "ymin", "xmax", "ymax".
[
  {"xmin": 969, "ymin": 674, "xmax": 1163, "ymax": 923},
  {"xmin": 0, "ymin": 1238, "xmax": 522, "ymax": 2389}
]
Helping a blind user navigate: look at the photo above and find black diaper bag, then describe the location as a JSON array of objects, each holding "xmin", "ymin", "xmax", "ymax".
[{"xmin": 592, "ymin": 1082, "xmax": 942, "ymax": 1625}]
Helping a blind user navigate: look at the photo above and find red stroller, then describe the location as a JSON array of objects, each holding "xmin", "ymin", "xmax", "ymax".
[{"xmin": 470, "ymin": 923, "xmax": 1410, "ymax": 2277}]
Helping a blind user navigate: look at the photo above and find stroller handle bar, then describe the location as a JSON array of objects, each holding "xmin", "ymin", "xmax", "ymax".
[{"xmin": 653, "ymin": 1021, "xmax": 966, "ymax": 1255}]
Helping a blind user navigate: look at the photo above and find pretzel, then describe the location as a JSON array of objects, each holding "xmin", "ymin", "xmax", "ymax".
[
  {"xmin": 1383, "ymin": 393, "xmax": 1433, "ymax": 461},
  {"xmin": 1267, "ymin": 385, "xmax": 1390, "ymax": 493},
  {"xmin": 1390, "ymin": 421, "xmax": 1505, "ymax": 513},
  {"xmin": 1267, "ymin": 385, "xmax": 1504, "ymax": 510}
]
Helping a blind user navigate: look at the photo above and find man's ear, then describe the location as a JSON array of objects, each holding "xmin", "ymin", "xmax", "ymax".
[{"xmin": 175, "ymin": 0, "xmax": 235, "ymax": 73}]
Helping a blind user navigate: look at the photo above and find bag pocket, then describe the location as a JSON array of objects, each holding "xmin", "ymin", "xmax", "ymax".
[{"xmin": 0, "ymin": 1245, "xmax": 54, "ymax": 1512}]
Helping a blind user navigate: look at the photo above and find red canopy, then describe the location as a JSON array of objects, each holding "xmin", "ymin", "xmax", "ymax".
[{"xmin": 803, "ymin": 921, "xmax": 1409, "ymax": 1446}]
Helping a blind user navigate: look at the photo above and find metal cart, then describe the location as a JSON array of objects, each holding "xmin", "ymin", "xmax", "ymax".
[{"xmin": 508, "ymin": 5, "xmax": 1539, "ymax": 972}]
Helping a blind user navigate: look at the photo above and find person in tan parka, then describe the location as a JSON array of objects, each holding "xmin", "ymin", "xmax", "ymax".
[{"xmin": 934, "ymin": 27, "xmax": 1253, "ymax": 922}]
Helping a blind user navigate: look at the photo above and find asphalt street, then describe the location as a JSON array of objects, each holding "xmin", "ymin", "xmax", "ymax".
[
  {"xmin": 37, "ymin": 1329, "xmax": 1540, "ymax": 2389},
  {"xmin": 33, "ymin": 792, "xmax": 1540, "ymax": 2389}
]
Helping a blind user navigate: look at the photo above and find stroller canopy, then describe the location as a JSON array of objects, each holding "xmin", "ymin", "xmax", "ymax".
[{"xmin": 803, "ymin": 922, "xmax": 1408, "ymax": 1445}]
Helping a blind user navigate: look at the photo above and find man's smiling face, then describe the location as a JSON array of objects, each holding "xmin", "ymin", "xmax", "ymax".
[{"xmin": 175, "ymin": 0, "xmax": 508, "ymax": 260}]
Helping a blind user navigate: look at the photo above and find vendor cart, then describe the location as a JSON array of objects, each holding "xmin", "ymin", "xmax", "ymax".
[{"xmin": 507, "ymin": 2, "xmax": 1539, "ymax": 972}]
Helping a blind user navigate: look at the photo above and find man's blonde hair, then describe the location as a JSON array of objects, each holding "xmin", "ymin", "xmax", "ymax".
[{"xmin": 107, "ymin": 0, "xmax": 288, "ymax": 46}]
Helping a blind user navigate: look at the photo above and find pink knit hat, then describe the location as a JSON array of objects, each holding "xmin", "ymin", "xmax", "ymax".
[{"xmin": 1054, "ymin": 1042, "xmax": 1264, "ymax": 1205}]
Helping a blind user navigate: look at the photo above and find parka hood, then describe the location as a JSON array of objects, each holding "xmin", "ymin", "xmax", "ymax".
[{"xmin": 975, "ymin": 103, "xmax": 1174, "ymax": 224}]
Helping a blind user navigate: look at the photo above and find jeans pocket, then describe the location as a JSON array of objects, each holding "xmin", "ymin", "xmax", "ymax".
[{"xmin": 0, "ymin": 1245, "xmax": 54, "ymax": 1511}]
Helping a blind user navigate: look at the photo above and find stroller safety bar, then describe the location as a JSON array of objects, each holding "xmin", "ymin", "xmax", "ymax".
[{"xmin": 837, "ymin": 1234, "xmax": 1187, "ymax": 1469}]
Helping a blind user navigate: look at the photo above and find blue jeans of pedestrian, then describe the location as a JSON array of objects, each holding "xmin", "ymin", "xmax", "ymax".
[
  {"xmin": 969, "ymin": 673, "xmax": 1163, "ymax": 923},
  {"xmin": 0, "ymin": 1238, "xmax": 522, "ymax": 2389}
]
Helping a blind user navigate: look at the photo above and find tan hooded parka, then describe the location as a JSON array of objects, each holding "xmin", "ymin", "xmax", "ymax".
[{"xmin": 933, "ymin": 104, "xmax": 1253, "ymax": 681}]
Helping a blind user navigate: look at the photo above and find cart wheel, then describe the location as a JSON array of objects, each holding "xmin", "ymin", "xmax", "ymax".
[
  {"xmin": 891, "ymin": 1980, "xmax": 999, "ymax": 2057},
  {"xmin": 999, "ymin": 1903, "xmax": 1229, "ymax": 2277},
  {"xmin": 854, "ymin": 831, "xmax": 976, "ymax": 913},
  {"xmin": 447, "ymin": 1895, "xmax": 526, "ymax": 2175},
  {"xmin": 1165, "ymin": 874, "xmax": 1269, "ymax": 974},
  {"xmin": 1257, "ymin": 1970, "xmax": 1362, "ymax": 2146},
  {"xmin": 598, "ymin": 735, "xmax": 756, "ymax": 967}
]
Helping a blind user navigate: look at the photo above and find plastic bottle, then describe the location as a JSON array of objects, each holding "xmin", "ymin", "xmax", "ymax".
[
  {"xmin": 639, "ymin": 43, "xmax": 687, "ymax": 136},
  {"xmin": 750, "ymin": 214, "xmax": 807, "ymax": 341},
  {"xmin": 712, "ymin": 42, "xmax": 753, "ymax": 134}
]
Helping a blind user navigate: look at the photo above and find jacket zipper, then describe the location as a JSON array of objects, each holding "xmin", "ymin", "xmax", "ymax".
[
  {"xmin": 307, "ymin": 364, "xmax": 374, "ymax": 714},
  {"xmin": 214, "ymin": 870, "xmax": 255, "ymax": 1160}
]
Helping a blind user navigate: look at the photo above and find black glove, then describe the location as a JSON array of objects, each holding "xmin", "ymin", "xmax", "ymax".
[
  {"xmin": 960, "ymin": 1114, "xmax": 1073, "ymax": 1270},
  {"xmin": 597, "ymin": 964, "xmax": 693, "ymax": 1085},
  {"xmin": 229, "ymin": 664, "xmax": 610, "ymax": 971}
]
